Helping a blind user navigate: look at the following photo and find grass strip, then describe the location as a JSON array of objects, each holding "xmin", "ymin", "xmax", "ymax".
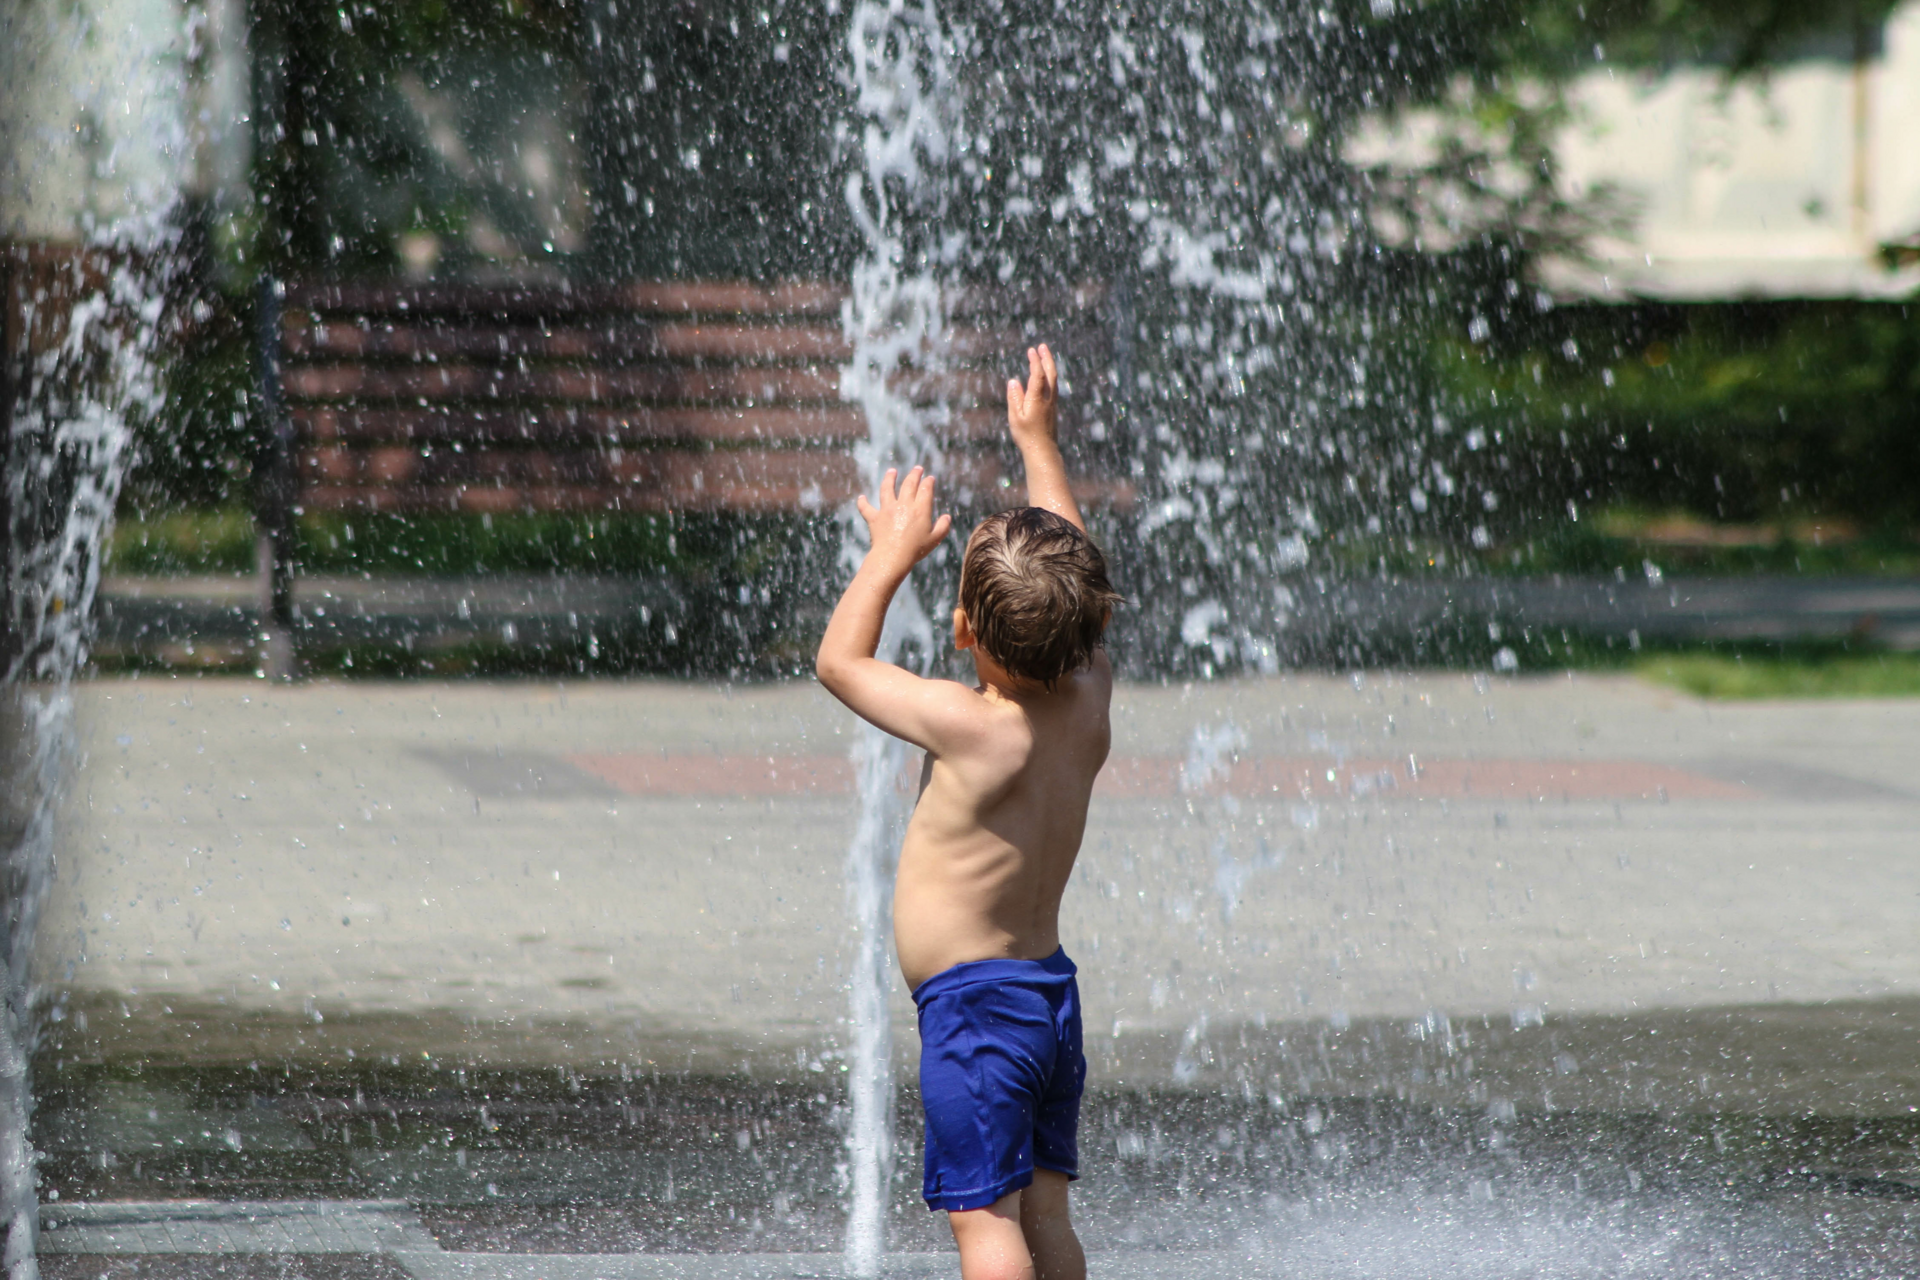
[{"xmin": 1635, "ymin": 653, "xmax": 1920, "ymax": 699}]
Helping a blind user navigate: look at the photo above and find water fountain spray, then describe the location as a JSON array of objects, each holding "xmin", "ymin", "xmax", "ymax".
[
  {"xmin": 837, "ymin": 1, "xmax": 967, "ymax": 1271},
  {"xmin": 0, "ymin": 234, "xmax": 178, "ymax": 1280}
]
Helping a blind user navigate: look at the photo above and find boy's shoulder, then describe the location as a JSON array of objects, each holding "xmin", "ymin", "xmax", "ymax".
[
  {"xmin": 1064, "ymin": 649, "xmax": 1115, "ymax": 705},
  {"xmin": 862, "ymin": 653, "xmax": 1111, "ymax": 763}
]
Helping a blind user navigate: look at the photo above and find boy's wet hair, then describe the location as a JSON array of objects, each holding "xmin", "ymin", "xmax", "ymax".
[{"xmin": 960, "ymin": 507, "xmax": 1122, "ymax": 687}]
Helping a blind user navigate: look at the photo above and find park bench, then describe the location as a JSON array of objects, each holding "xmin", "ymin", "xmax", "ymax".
[{"xmin": 254, "ymin": 277, "xmax": 1128, "ymax": 671}]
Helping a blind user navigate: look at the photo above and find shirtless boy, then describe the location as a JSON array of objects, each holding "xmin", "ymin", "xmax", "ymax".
[{"xmin": 816, "ymin": 344, "xmax": 1119, "ymax": 1280}]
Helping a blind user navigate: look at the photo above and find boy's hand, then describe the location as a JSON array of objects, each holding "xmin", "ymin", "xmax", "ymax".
[
  {"xmin": 1003, "ymin": 341, "xmax": 1085, "ymax": 532},
  {"xmin": 1007, "ymin": 344, "xmax": 1059, "ymax": 452},
  {"xmin": 855, "ymin": 466, "xmax": 952, "ymax": 576},
  {"xmin": 819, "ymin": 466, "xmax": 969, "ymax": 746}
]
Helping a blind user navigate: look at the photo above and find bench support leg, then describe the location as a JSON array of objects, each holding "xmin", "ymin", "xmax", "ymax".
[
  {"xmin": 254, "ymin": 529, "xmax": 295, "ymax": 680},
  {"xmin": 252, "ymin": 275, "xmax": 298, "ymax": 680}
]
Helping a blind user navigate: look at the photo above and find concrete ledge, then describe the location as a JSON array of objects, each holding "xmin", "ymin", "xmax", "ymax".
[
  {"xmin": 40, "ymin": 1202, "xmax": 1233, "ymax": 1277},
  {"xmin": 392, "ymin": 1256, "xmax": 950, "ymax": 1280},
  {"xmin": 41, "ymin": 1199, "xmax": 441, "ymax": 1255},
  {"xmin": 390, "ymin": 1254, "xmax": 1226, "ymax": 1280}
]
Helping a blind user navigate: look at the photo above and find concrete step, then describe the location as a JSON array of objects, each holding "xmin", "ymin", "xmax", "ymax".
[{"xmin": 40, "ymin": 1199, "xmax": 1230, "ymax": 1279}]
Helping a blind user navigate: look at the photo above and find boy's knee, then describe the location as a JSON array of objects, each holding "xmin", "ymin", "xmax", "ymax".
[
  {"xmin": 949, "ymin": 1198, "xmax": 1036, "ymax": 1280},
  {"xmin": 960, "ymin": 1256, "xmax": 1037, "ymax": 1280}
]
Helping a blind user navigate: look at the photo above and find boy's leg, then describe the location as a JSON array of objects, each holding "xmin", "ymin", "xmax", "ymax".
[
  {"xmin": 1019, "ymin": 1170, "xmax": 1085, "ymax": 1280},
  {"xmin": 948, "ymin": 1192, "xmax": 1035, "ymax": 1280}
]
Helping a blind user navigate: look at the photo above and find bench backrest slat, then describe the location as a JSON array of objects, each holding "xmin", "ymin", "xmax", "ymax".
[{"xmin": 276, "ymin": 279, "xmax": 1125, "ymax": 516}]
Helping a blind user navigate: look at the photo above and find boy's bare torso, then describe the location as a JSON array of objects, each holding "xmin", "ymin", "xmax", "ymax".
[{"xmin": 894, "ymin": 654, "xmax": 1112, "ymax": 990}]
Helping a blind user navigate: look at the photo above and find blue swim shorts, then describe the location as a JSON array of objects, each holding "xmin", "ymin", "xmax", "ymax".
[{"xmin": 912, "ymin": 948, "xmax": 1085, "ymax": 1212}]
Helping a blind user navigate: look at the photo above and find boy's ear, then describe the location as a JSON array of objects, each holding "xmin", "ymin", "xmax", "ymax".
[{"xmin": 952, "ymin": 605, "xmax": 976, "ymax": 650}]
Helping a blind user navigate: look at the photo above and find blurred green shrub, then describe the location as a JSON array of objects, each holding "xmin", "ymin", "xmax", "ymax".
[
  {"xmin": 1444, "ymin": 302, "xmax": 1920, "ymax": 533},
  {"xmin": 110, "ymin": 508, "xmax": 826, "ymax": 581}
]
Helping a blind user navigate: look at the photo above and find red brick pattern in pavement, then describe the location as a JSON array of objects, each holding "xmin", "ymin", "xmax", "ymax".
[
  {"xmin": 565, "ymin": 752, "xmax": 1755, "ymax": 802},
  {"xmin": 567, "ymin": 752, "xmax": 857, "ymax": 796},
  {"xmin": 1210, "ymin": 757, "xmax": 1754, "ymax": 802}
]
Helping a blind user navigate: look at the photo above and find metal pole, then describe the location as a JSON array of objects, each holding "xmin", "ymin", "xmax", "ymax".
[{"xmin": 253, "ymin": 274, "xmax": 296, "ymax": 678}]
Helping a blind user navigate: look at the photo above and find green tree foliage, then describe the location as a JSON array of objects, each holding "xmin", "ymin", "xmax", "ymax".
[
  {"xmin": 249, "ymin": 0, "xmax": 583, "ymax": 279},
  {"xmin": 1504, "ymin": 0, "xmax": 1899, "ymax": 75}
]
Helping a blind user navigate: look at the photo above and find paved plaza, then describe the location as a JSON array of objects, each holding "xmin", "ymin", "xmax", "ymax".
[
  {"xmin": 34, "ymin": 1200, "xmax": 974, "ymax": 1276},
  {"xmin": 38, "ymin": 672, "xmax": 1920, "ymax": 1100}
]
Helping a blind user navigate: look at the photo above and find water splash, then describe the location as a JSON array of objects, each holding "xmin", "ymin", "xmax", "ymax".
[
  {"xmin": 1179, "ymin": 719, "xmax": 1247, "ymax": 796},
  {"xmin": 1, "ymin": 4, "xmax": 185, "ymax": 1268},
  {"xmin": 0, "ymin": 233, "xmax": 177, "ymax": 1279},
  {"xmin": 836, "ymin": 1, "xmax": 966, "ymax": 1271}
]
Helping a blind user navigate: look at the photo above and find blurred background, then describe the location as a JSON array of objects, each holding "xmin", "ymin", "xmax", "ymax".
[
  {"xmin": 3, "ymin": 1, "xmax": 1919, "ymax": 1276},
  {"xmin": 10, "ymin": 0, "xmax": 1920, "ymax": 686}
]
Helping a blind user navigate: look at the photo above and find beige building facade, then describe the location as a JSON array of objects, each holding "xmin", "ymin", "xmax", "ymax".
[{"xmin": 1547, "ymin": 4, "xmax": 1920, "ymax": 299}]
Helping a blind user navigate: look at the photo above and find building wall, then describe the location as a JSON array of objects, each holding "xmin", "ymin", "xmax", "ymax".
[{"xmin": 1545, "ymin": 3, "xmax": 1920, "ymax": 299}]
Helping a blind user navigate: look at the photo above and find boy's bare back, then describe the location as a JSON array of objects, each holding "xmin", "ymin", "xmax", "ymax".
[{"xmin": 892, "ymin": 643, "xmax": 1111, "ymax": 988}]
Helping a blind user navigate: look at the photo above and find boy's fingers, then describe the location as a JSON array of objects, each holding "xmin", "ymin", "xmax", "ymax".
[
  {"xmin": 1007, "ymin": 378, "xmax": 1023, "ymax": 417},
  {"xmin": 855, "ymin": 494, "xmax": 876, "ymax": 520},
  {"xmin": 1038, "ymin": 343, "xmax": 1057, "ymax": 397},
  {"xmin": 929, "ymin": 512, "xmax": 953, "ymax": 543},
  {"xmin": 1027, "ymin": 346, "xmax": 1043, "ymax": 395}
]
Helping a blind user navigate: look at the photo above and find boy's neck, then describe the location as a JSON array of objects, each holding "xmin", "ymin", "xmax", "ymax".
[{"xmin": 972, "ymin": 652, "xmax": 1048, "ymax": 702}]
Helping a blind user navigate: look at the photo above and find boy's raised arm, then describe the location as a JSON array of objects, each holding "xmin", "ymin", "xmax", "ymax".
[
  {"xmin": 815, "ymin": 467, "xmax": 978, "ymax": 750},
  {"xmin": 1006, "ymin": 343, "xmax": 1085, "ymax": 533}
]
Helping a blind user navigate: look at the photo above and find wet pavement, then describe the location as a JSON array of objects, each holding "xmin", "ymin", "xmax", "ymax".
[
  {"xmin": 32, "ymin": 1059, "xmax": 1920, "ymax": 1275},
  {"xmin": 33, "ymin": 671, "xmax": 1920, "ymax": 1275}
]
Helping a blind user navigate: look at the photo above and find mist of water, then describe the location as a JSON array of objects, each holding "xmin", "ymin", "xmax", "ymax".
[{"xmin": 819, "ymin": 0, "xmax": 1494, "ymax": 1256}]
